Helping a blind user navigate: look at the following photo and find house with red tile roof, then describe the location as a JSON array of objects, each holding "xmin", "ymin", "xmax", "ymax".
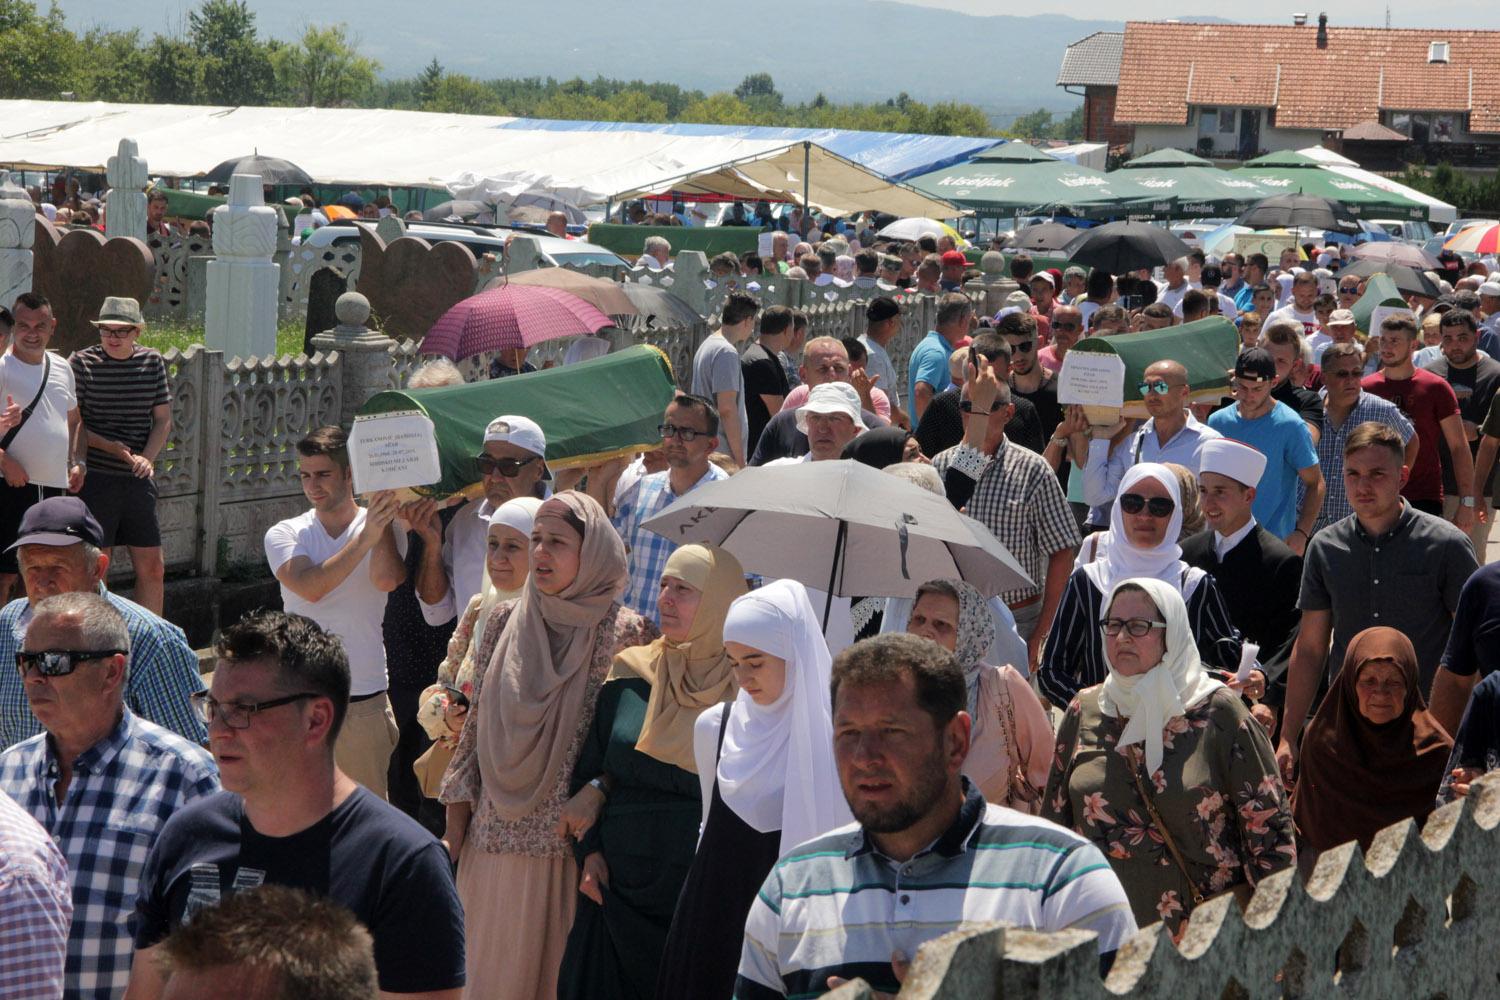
[{"xmin": 1059, "ymin": 17, "xmax": 1500, "ymax": 166}]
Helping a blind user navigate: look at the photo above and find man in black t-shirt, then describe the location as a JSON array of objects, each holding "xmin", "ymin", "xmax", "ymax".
[
  {"xmin": 741, "ymin": 305, "xmax": 793, "ymax": 452},
  {"xmin": 126, "ymin": 612, "xmax": 465, "ymax": 1000},
  {"xmin": 1425, "ymin": 308, "xmax": 1500, "ymax": 540}
]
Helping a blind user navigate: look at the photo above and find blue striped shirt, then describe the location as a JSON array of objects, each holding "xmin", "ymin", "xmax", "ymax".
[
  {"xmin": 734, "ymin": 781, "xmax": 1135, "ymax": 998},
  {"xmin": 1313, "ymin": 390, "xmax": 1415, "ymax": 531},
  {"xmin": 612, "ymin": 465, "xmax": 728, "ymax": 623}
]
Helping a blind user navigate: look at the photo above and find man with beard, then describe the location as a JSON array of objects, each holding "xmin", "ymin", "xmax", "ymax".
[{"xmin": 733, "ymin": 634, "xmax": 1134, "ymax": 999}]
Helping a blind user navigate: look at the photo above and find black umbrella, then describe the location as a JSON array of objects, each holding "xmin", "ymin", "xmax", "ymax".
[
  {"xmin": 1011, "ymin": 222, "xmax": 1081, "ymax": 253},
  {"xmin": 1234, "ymin": 194, "xmax": 1360, "ymax": 234},
  {"xmin": 619, "ymin": 283, "xmax": 703, "ymax": 329},
  {"xmin": 203, "ymin": 154, "xmax": 314, "ymax": 187},
  {"xmin": 1060, "ymin": 221, "xmax": 1191, "ymax": 275},
  {"xmin": 423, "ymin": 199, "xmax": 492, "ymax": 222},
  {"xmin": 1339, "ymin": 259, "xmax": 1441, "ymax": 298}
]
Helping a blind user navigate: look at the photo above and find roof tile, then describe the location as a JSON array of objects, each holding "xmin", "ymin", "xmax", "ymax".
[{"xmin": 1057, "ymin": 31, "xmax": 1124, "ymax": 87}]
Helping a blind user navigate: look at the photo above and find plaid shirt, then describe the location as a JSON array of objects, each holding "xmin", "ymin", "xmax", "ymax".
[
  {"xmin": 613, "ymin": 465, "xmax": 728, "ymax": 622},
  {"xmin": 1313, "ymin": 391, "xmax": 1415, "ymax": 531},
  {"xmin": 0, "ymin": 787, "xmax": 70, "ymax": 1000},
  {"xmin": 934, "ymin": 440, "xmax": 1081, "ymax": 606},
  {"xmin": 0, "ymin": 589, "xmax": 207, "ymax": 750},
  {"xmin": 0, "ymin": 710, "xmax": 218, "ymax": 999}
]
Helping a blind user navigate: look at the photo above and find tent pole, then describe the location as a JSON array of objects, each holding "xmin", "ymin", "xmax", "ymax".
[
  {"xmin": 822, "ymin": 519, "xmax": 847, "ymax": 634},
  {"xmin": 606, "ymin": 197, "xmax": 613, "ymax": 223},
  {"xmin": 802, "ymin": 141, "xmax": 811, "ymax": 214}
]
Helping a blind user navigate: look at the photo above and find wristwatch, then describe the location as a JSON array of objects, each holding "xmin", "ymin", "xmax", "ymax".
[
  {"xmin": 1461, "ymin": 496, "xmax": 1477, "ymax": 508},
  {"xmin": 587, "ymin": 776, "xmax": 608, "ymax": 797}
]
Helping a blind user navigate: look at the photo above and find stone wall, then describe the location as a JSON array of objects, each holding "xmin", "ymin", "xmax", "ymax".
[{"xmin": 827, "ymin": 774, "xmax": 1500, "ymax": 999}]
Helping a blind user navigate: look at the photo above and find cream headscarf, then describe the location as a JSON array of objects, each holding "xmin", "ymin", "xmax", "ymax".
[
  {"xmin": 610, "ymin": 544, "xmax": 747, "ymax": 772},
  {"xmin": 1097, "ymin": 576, "xmax": 1224, "ymax": 774},
  {"xmin": 477, "ymin": 491, "xmax": 627, "ymax": 821}
]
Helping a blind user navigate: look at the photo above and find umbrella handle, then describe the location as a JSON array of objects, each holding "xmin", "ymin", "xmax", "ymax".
[{"xmin": 822, "ymin": 520, "xmax": 847, "ymax": 634}]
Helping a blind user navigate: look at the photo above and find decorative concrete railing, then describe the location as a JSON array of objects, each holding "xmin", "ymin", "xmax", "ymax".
[{"xmin": 828, "ymin": 774, "xmax": 1500, "ymax": 999}]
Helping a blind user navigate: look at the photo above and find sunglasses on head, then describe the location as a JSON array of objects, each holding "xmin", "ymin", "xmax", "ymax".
[
  {"xmin": 474, "ymin": 454, "xmax": 539, "ymax": 478},
  {"xmin": 1137, "ymin": 380, "xmax": 1175, "ymax": 396},
  {"xmin": 16, "ymin": 649, "xmax": 126, "ymax": 677},
  {"xmin": 1118, "ymin": 493, "xmax": 1175, "ymax": 518}
]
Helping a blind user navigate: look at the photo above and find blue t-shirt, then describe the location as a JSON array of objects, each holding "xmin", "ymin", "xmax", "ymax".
[
  {"xmin": 1207, "ymin": 400, "xmax": 1318, "ymax": 537},
  {"xmin": 130, "ymin": 787, "xmax": 465, "ymax": 994},
  {"xmin": 908, "ymin": 330, "xmax": 953, "ymax": 425}
]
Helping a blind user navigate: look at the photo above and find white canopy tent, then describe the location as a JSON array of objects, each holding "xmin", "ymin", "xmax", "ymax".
[
  {"xmin": 1296, "ymin": 146, "xmax": 1457, "ymax": 225},
  {"xmin": 0, "ymin": 99, "xmax": 957, "ymax": 217}
]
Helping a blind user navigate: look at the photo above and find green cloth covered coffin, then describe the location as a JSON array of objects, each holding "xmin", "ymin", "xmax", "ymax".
[
  {"xmin": 1070, "ymin": 316, "xmax": 1240, "ymax": 418},
  {"xmin": 1349, "ymin": 272, "xmax": 1408, "ymax": 336},
  {"xmin": 359, "ymin": 344, "xmax": 677, "ymax": 498}
]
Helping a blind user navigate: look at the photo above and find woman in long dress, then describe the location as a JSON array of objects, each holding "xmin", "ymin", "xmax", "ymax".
[
  {"xmin": 557, "ymin": 544, "xmax": 748, "ymax": 1000},
  {"xmin": 655, "ymin": 579, "xmax": 851, "ymax": 1000},
  {"xmin": 439, "ymin": 491, "xmax": 656, "ymax": 1000},
  {"xmin": 902, "ymin": 578, "xmax": 1052, "ymax": 809}
]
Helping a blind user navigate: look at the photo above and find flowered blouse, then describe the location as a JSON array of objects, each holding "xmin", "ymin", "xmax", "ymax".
[
  {"xmin": 417, "ymin": 594, "xmax": 486, "ymax": 748},
  {"xmin": 1041, "ymin": 686, "xmax": 1295, "ymax": 936}
]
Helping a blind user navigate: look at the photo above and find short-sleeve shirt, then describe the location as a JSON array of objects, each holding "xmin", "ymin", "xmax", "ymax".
[
  {"xmin": 265, "ymin": 509, "xmax": 399, "ymax": 695},
  {"xmin": 1362, "ymin": 368, "xmax": 1459, "ymax": 502},
  {"xmin": 0, "ymin": 352, "xmax": 76, "ymax": 488},
  {"xmin": 130, "ymin": 788, "xmax": 465, "ymax": 996},
  {"xmin": 1207, "ymin": 401, "xmax": 1319, "ymax": 538},
  {"xmin": 740, "ymin": 343, "xmax": 789, "ymax": 452},
  {"xmin": 69, "ymin": 345, "xmax": 170, "ymax": 475},
  {"xmin": 907, "ymin": 331, "xmax": 953, "ymax": 419},
  {"xmin": 1440, "ymin": 560, "xmax": 1500, "ymax": 678},
  {"xmin": 692, "ymin": 334, "xmax": 747, "ymax": 459}
]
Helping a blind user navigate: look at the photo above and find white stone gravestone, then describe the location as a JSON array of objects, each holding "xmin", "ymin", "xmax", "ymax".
[
  {"xmin": 105, "ymin": 138, "xmax": 148, "ymax": 241},
  {"xmin": 206, "ymin": 174, "xmax": 280, "ymax": 359},
  {"xmin": 0, "ymin": 172, "xmax": 33, "ymax": 309}
]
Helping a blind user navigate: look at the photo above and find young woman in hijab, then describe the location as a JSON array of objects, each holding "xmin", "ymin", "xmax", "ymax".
[
  {"xmin": 655, "ymin": 579, "xmax": 851, "ymax": 1000},
  {"xmin": 1042, "ymin": 578, "xmax": 1294, "ymax": 938},
  {"xmin": 904, "ymin": 578, "xmax": 1052, "ymax": 810},
  {"xmin": 1037, "ymin": 462, "xmax": 1244, "ymax": 711},
  {"xmin": 439, "ymin": 492, "xmax": 657, "ymax": 1000},
  {"xmin": 557, "ymin": 544, "xmax": 747, "ymax": 1000},
  {"xmin": 1293, "ymin": 627, "xmax": 1453, "ymax": 867},
  {"xmin": 418, "ymin": 496, "xmax": 542, "ymax": 759}
]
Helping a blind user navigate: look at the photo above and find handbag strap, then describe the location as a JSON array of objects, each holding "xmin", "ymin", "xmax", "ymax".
[
  {"xmin": 0, "ymin": 354, "xmax": 50, "ymax": 454},
  {"xmin": 1126, "ymin": 746, "xmax": 1206, "ymax": 907}
]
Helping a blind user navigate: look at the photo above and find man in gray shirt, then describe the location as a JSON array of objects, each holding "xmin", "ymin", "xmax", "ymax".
[
  {"xmin": 1277, "ymin": 421, "xmax": 1477, "ymax": 780},
  {"xmin": 692, "ymin": 292, "xmax": 757, "ymax": 466}
]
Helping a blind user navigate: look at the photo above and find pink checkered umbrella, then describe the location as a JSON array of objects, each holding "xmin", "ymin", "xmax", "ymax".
[{"xmin": 420, "ymin": 285, "xmax": 613, "ymax": 360}]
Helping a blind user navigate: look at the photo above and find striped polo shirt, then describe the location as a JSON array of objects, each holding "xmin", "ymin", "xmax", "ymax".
[{"xmin": 734, "ymin": 781, "xmax": 1136, "ymax": 999}]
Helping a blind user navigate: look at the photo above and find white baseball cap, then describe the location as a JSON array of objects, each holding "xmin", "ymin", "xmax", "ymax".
[
  {"xmin": 1479, "ymin": 281, "xmax": 1500, "ymax": 298},
  {"xmin": 795, "ymin": 383, "xmax": 862, "ymax": 434},
  {"xmin": 483, "ymin": 415, "xmax": 551, "ymax": 478}
]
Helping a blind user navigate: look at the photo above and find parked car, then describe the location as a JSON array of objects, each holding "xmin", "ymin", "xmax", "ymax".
[
  {"xmin": 1368, "ymin": 219, "xmax": 1437, "ymax": 243},
  {"xmin": 301, "ymin": 219, "xmax": 629, "ymax": 269}
]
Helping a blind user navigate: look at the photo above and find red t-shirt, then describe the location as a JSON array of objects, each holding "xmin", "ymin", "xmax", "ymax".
[{"xmin": 1361, "ymin": 368, "xmax": 1459, "ymax": 502}]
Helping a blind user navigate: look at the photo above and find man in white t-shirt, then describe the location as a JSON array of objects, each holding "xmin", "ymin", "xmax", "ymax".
[
  {"xmin": 1154, "ymin": 256, "xmax": 1196, "ymax": 314},
  {"xmin": 1265, "ymin": 271, "xmax": 1321, "ymax": 340},
  {"xmin": 264, "ymin": 426, "xmax": 407, "ymax": 798},
  {"xmin": 0, "ymin": 294, "xmax": 82, "ymax": 603}
]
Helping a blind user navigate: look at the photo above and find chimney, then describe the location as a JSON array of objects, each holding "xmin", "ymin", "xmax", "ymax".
[
  {"xmin": 1293, "ymin": 12, "xmax": 1308, "ymax": 25},
  {"xmin": 1317, "ymin": 13, "xmax": 1328, "ymax": 47}
]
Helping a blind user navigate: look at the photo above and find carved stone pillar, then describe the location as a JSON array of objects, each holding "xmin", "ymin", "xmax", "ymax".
[
  {"xmin": 0, "ymin": 172, "xmax": 34, "ymax": 309},
  {"xmin": 311, "ymin": 292, "xmax": 396, "ymax": 427},
  {"xmin": 206, "ymin": 174, "xmax": 280, "ymax": 359},
  {"xmin": 105, "ymin": 138, "xmax": 148, "ymax": 241}
]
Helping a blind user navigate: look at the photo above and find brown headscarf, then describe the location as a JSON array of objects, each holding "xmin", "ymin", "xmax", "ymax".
[
  {"xmin": 609, "ymin": 543, "xmax": 747, "ymax": 772},
  {"xmin": 1293, "ymin": 627, "xmax": 1453, "ymax": 853},
  {"xmin": 477, "ymin": 491, "xmax": 627, "ymax": 821}
]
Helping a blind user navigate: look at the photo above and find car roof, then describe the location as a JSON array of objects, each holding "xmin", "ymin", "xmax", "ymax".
[{"xmin": 314, "ymin": 219, "xmax": 623, "ymax": 260}]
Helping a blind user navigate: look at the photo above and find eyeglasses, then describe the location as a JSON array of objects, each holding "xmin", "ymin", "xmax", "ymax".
[
  {"xmin": 1005, "ymin": 340, "xmax": 1034, "ymax": 353},
  {"xmin": 189, "ymin": 690, "xmax": 322, "ymax": 730},
  {"xmin": 1118, "ymin": 493, "xmax": 1175, "ymax": 518},
  {"xmin": 1323, "ymin": 368, "xmax": 1364, "ymax": 380},
  {"xmin": 1052, "ymin": 322, "xmax": 1081, "ymax": 332},
  {"xmin": 99, "ymin": 327, "xmax": 139, "ymax": 338},
  {"xmin": 1339, "ymin": 286, "xmax": 1360, "ymax": 294},
  {"xmin": 1100, "ymin": 617, "xmax": 1168, "ymax": 638},
  {"xmin": 959, "ymin": 399, "xmax": 1003, "ymax": 414},
  {"xmin": 1137, "ymin": 380, "xmax": 1175, "ymax": 396},
  {"xmin": 659, "ymin": 423, "xmax": 710, "ymax": 442},
  {"xmin": 474, "ymin": 455, "xmax": 539, "ymax": 478},
  {"xmin": 16, "ymin": 649, "xmax": 126, "ymax": 677}
]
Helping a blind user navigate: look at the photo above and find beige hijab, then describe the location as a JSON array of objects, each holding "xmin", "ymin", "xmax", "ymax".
[
  {"xmin": 477, "ymin": 491, "xmax": 627, "ymax": 821},
  {"xmin": 611, "ymin": 544, "xmax": 747, "ymax": 772}
]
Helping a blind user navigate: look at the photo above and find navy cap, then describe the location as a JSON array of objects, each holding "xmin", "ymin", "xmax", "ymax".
[
  {"xmin": 1233, "ymin": 347, "xmax": 1277, "ymax": 383},
  {"xmin": 5, "ymin": 497, "xmax": 104, "ymax": 552}
]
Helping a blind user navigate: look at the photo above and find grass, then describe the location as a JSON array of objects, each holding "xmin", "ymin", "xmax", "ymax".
[{"xmin": 141, "ymin": 319, "xmax": 309, "ymax": 359}]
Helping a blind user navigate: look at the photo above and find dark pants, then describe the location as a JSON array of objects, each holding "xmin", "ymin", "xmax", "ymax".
[
  {"xmin": 386, "ymin": 682, "xmax": 445, "ymax": 838},
  {"xmin": 1411, "ymin": 498, "xmax": 1443, "ymax": 516}
]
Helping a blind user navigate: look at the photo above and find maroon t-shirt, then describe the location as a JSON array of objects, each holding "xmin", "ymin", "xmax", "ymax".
[{"xmin": 1361, "ymin": 368, "xmax": 1459, "ymax": 502}]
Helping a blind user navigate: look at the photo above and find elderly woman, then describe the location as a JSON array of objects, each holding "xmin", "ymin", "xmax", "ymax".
[
  {"xmin": 1042, "ymin": 578, "xmax": 1294, "ymax": 937},
  {"xmin": 1294, "ymin": 628, "xmax": 1453, "ymax": 861},
  {"xmin": 1038, "ymin": 463, "xmax": 1243, "ymax": 710},
  {"xmin": 557, "ymin": 545, "xmax": 747, "ymax": 1000},
  {"xmin": 903, "ymin": 579, "xmax": 1052, "ymax": 810},
  {"xmin": 439, "ymin": 492, "xmax": 657, "ymax": 1000}
]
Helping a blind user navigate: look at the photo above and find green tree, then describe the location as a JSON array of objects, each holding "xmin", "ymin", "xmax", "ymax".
[
  {"xmin": 678, "ymin": 92, "xmax": 758, "ymax": 126},
  {"xmin": 1049, "ymin": 105, "xmax": 1085, "ymax": 140},
  {"xmin": 142, "ymin": 34, "xmax": 201, "ymax": 104},
  {"xmin": 189, "ymin": 0, "xmax": 275, "ymax": 105},
  {"xmin": 77, "ymin": 28, "xmax": 149, "ymax": 102},
  {"xmin": 1006, "ymin": 107, "xmax": 1053, "ymax": 138},
  {"xmin": 416, "ymin": 57, "xmax": 442, "ymax": 106},
  {"xmin": 272, "ymin": 24, "xmax": 378, "ymax": 107},
  {"xmin": 0, "ymin": 2, "xmax": 80, "ymax": 100},
  {"xmin": 733, "ymin": 72, "xmax": 781, "ymax": 108},
  {"xmin": 425, "ymin": 73, "xmax": 505, "ymax": 115}
]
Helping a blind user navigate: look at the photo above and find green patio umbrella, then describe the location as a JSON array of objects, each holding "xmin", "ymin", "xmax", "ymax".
[
  {"xmin": 907, "ymin": 142, "xmax": 1151, "ymax": 219},
  {"xmin": 1070, "ymin": 317, "xmax": 1240, "ymax": 418},
  {"xmin": 1116, "ymin": 149, "xmax": 1272, "ymax": 219},
  {"xmin": 1233, "ymin": 151, "xmax": 1427, "ymax": 220}
]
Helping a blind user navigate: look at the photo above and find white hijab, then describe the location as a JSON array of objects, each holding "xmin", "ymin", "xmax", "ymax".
[
  {"xmin": 1081, "ymin": 464, "xmax": 1190, "ymax": 596},
  {"xmin": 717, "ymin": 580, "xmax": 853, "ymax": 854},
  {"xmin": 1098, "ymin": 577, "xmax": 1225, "ymax": 773},
  {"xmin": 476, "ymin": 497, "xmax": 542, "ymax": 635}
]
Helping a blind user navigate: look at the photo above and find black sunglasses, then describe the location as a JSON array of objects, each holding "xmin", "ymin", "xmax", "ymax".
[
  {"xmin": 1006, "ymin": 340, "xmax": 1034, "ymax": 353},
  {"xmin": 16, "ymin": 649, "xmax": 126, "ymax": 677},
  {"xmin": 474, "ymin": 455, "xmax": 539, "ymax": 478},
  {"xmin": 1118, "ymin": 493, "xmax": 1175, "ymax": 518}
]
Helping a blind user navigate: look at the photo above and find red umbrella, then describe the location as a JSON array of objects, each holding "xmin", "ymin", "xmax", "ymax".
[
  {"xmin": 421, "ymin": 285, "xmax": 613, "ymax": 360},
  {"xmin": 1348, "ymin": 241, "xmax": 1440, "ymax": 269}
]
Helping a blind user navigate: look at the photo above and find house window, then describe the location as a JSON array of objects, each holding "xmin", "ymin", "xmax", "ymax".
[
  {"xmin": 1429, "ymin": 41, "xmax": 1449, "ymax": 63},
  {"xmin": 1198, "ymin": 107, "xmax": 1218, "ymax": 135},
  {"xmin": 1218, "ymin": 108, "xmax": 1237, "ymax": 133}
]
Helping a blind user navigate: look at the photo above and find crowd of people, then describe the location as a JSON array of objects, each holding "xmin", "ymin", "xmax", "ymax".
[{"xmin": 0, "ymin": 213, "xmax": 1497, "ymax": 1000}]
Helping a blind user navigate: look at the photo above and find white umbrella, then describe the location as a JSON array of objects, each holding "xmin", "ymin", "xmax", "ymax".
[
  {"xmin": 875, "ymin": 216, "xmax": 965, "ymax": 244},
  {"xmin": 642, "ymin": 460, "xmax": 1032, "ymax": 626}
]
